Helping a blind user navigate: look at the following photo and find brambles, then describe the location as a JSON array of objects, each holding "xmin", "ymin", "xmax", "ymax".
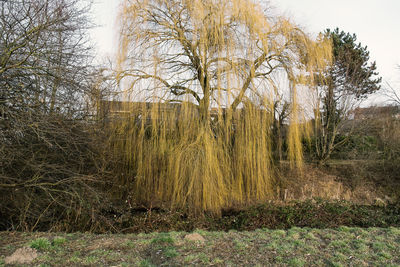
[{"xmin": 0, "ymin": 113, "xmax": 107, "ymax": 231}]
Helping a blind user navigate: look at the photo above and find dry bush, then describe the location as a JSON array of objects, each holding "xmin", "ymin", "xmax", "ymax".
[
  {"xmin": 345, "ymin": 106, "xmax": 400, "ymax": 161},
  {"xmin": 379, "ymin": 115, "xmax": 400, "ymax": 161},
  {"xmin": 319, "ymin": 158, "xmax": 400, "ymax": 204},
  {"xmin": 0, "ymin": 0, "xmax": 113, "ymax": 231},
  {"xmin": 0, "ymin": 113, "xmax": 108, "ymax": 231},
  {"xmin": 277, "ymin": 163, "xmax": 388, "ymax": 205}
]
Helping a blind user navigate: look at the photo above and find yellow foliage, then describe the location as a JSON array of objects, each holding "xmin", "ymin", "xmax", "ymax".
[{"xmin": 107, "ymin": 0, "xmax": 332, "ymax": 214}]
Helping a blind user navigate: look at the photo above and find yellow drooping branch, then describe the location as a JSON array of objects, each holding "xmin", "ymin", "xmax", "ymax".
[{"xmin": 109, "ymin": 0, "xmax": 332, "ymax": 214}]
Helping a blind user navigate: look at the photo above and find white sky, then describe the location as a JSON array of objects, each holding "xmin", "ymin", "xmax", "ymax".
[
  {"xmin": 90, "ymin": 0, "xmax": 121, "ymax": 61},
  {"xmin": 90, "ymin": 0, "xmax": 400, "ymax": 103},
  {"xmin": 269, "ymin": 0, "xmax": 400, "ymax": 82}
]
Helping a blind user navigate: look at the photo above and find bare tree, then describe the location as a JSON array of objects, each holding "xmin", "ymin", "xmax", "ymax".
[
  {"xmin": 0, "ymin": 0, "xmax": 104, "ymax": 231},
  {"xmin": 385, "ymin": 83, "xmax": 400, "ymax": 105},
  {"xmin": 0, "ymin": 0, "xmax": 94, "ymax": 117},
  {"xmin": 383, "ymin": 65, "xmax": 400, "ymax": 106}
]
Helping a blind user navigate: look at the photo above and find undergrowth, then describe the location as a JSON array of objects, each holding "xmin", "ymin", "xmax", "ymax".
[{"xmin": 86, "ymin": 199, "xmax": 400, "ymax": 233}]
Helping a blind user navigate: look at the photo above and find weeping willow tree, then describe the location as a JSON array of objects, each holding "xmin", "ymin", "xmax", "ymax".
[{"xmin": 111, "ymin": 0, "xmax": 331, "ymax": 214}]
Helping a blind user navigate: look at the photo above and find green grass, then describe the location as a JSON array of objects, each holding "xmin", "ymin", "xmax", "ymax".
[
  {"xmin": 52, "ymin": 237, "xmax": 67, "ymax": 246},
  {"xmin": 150, "ymin": 233, "xmax": 175, "ymax": 244},
  {"xmin": 138, "ymin": 259, "xmax": 155, "ymax": 267},
  {"xmin": 163, "ymin": 246, "xmax": 179, "ymax": 258},
  {"xmin": 29, "ymin": 237, "xmax": 52, "ymax": 251},
  {"xmin": 0, "ymin": 228, "xmax": 399, "ymax": 266},
  {"xmin": 84, "ymin": 255, "xmax": 98, "ymax": 264},
  {"xmin": 288, "ymin": 257, "xmax": 306, "ymax": 266}
]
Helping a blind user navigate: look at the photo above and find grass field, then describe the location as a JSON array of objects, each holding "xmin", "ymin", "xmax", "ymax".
[{"xmin": 1, "ymin": 227, "xmax": 399, "ymax": 266}]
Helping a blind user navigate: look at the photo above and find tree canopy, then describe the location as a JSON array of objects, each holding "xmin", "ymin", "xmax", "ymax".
[
  {"xmin": 324, "ymin": 28, "xmax": 381, "ymax": 98},
  {"xmin": 117, "ymin": 0, "xmax": 331, "ymax": 120},
  {"xmin": 0, "ymin": 0, "xmax": 94, "ymax": 117}
]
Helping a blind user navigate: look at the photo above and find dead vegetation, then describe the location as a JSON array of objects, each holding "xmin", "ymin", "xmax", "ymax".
[{"xmin": 0, "ymin": 113, "xmax": 110, "ymax": 231}]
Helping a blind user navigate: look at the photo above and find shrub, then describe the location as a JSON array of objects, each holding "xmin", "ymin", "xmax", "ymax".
[{"xmin": 0, "ymin": 113, "xmax": 108, "ymax": 231}]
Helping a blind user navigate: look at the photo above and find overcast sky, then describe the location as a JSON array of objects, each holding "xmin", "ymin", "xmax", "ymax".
[
  {"xmin": 90, "ymin": 0, "xmax": 400, "ymax": 102},
  {"xmin": 90, "ymin": 0, "xmax": 120, "ymax": 60},
  {"xmin": 269, "ymin": 0, "xmax": 400, "ymax": 83}
]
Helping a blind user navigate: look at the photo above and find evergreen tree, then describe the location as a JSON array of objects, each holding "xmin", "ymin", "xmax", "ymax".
[{"xmin": 314, "ymin": 28, "xmax": 382, "ymax": 162}]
